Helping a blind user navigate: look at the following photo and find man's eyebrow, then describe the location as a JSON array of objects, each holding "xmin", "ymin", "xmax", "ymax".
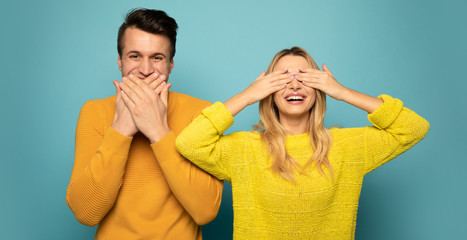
[
  {"xmin": 152, "ymin": 52, "xmax": 167, "ymax": 57},
  {"xmin": 125, "ymin": 51, "xmax": 167, "ymax": 58},
  {"xmin": 126, "ymin": 50, "xmax": 141, "ymax": 55}
]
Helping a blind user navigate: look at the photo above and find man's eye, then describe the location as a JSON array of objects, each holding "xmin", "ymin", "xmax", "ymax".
[
  {"xmin": 129, "ymin": 55, "xmax": 139, "ymax": 59},
  {"xmin": 154, "ymin": 56, "xmax": 163, "ymax": 60}
]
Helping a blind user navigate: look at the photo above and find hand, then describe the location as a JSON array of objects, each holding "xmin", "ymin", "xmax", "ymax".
[
  {"xmin": 111, "ymin": 73, "xmax": 166, "ymax": 137},
  {"xmin": 240, "ymin": 68, "xmax": 292, "ymax": 105},
  {"xmin": 111, "ymin": 80, "xmax": 138, "ymax": 137},
  {"xmin": 296, "ymin": 64, "xmax": 348, "ymax": 101},
  {"xmin": 224, "ymin": 68, "xmax": 292, "ymax": 116},
  {"xmin": 119, "ymin": 74, "xmax": 172, "ymax": 144}
]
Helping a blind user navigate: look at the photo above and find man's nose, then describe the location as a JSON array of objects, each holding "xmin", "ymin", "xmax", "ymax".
[{"xmin": 139, "ymin": 58, "xmax": 154, "ymax": 77}]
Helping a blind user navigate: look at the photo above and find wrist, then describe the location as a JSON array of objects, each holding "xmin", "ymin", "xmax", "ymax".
[
  {"xmin": 335, "ymin": 86, "xmax": 351, "ymax": 102},
  {"xmin": 112, "ymin": 119, "xmax": 136, "ymax": 137},
  {"xmin": 148, "ymin": 126, "xmax": 171, "ymax": 144},
  {"xmin": 237, "ymin": 91, "xmax": 255, "ymax": 106}
]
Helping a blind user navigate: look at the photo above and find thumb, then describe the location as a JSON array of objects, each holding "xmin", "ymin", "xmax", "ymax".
[
  {"xmin": 322, "ymin": 64, "xmax": 334, "ymax": 78},
  {"xmin": 256, "ymin": 71, "xmax": 266, "ymax": 81},
  {"xmin": 113, "ymin": 80, "xmax": 121, "ymax": 97},
  {"xmin": 160, "ymin": 82, "xmax": 171, "ymax": 106}
]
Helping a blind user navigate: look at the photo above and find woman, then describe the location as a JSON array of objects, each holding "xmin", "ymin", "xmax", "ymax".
[{"xmin": 176, "ymin": 47, "xmax": 429, "ymax": 239}]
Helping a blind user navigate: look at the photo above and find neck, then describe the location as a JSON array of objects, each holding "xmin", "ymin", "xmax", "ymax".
[{"xmin": 279, "ymin": 114, "xmax": 309, "ymax": 135}]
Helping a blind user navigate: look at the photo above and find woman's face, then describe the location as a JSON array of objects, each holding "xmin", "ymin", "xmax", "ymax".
[{"xmin": 273, "ymin": 55, "xmax": 317, "ymax": 121}]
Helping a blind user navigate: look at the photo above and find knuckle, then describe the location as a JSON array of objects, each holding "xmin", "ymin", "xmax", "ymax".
[{"xmin": 143, "ymin": 98, "xmax": 152, "ymax": 105}]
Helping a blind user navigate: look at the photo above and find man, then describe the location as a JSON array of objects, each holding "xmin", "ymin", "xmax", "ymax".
[{"xmin": 66, "ymin": 9, "xmax": 223, "ymax": 239}]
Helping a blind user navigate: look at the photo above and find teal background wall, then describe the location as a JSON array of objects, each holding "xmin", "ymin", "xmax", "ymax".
[{"xmin": 1, "ymin": 0, "xmax": 466, "ymax": 239}]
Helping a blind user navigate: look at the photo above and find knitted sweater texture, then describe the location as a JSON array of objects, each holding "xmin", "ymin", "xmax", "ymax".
[
  {"xmin": 66, "ymin": 91, "xmax": 223, "ymax": 240},
  {"xmin": 176, "ymin": 95, "xmax": 429, "ymax": 240}
]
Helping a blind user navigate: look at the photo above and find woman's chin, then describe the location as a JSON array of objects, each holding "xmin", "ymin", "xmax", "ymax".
[{"xmin": 278, "ymin": 110, "xmax": 309, "ymax": 120}]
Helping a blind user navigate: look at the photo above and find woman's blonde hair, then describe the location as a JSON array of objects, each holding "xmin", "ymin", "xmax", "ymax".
[{"xmin": 254, "ymin": 47, "xmax": 333, "ymax": 182}]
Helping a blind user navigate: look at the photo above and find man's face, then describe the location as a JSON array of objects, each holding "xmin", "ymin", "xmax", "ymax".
[{"xmin": 118, "ymin": 27, "xmax": 174, "ymax": 80}]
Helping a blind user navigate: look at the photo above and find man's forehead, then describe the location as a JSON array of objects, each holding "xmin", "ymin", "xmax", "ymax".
[{"xmin": 121, "ymin": 27, "xmax": 171, "ymax": 54}]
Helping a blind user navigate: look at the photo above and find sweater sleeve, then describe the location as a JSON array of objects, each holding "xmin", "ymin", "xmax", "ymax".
[
  {"xmin": 176, "ymin": 102, "xmax": 235, "ymax": 182},
  {"xmin": 66, "ymin": 101, "xmax": 132, "ymax": 226},
  {"xmin": 363, "ymin": 95, "xmax": 430, "ymax": 173},
  {"xmin": 151, "ymin": 129, "xmax": 223, "ymax": 226}
]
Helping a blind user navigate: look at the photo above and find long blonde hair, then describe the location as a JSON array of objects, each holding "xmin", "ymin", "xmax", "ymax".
[{"xmin": 254, "ymin": 47, "xmax": 333, "ymax": 182}]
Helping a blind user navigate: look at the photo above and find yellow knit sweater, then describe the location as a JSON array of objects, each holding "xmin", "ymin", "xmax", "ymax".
[
  {"xmin": 67, "ymin": 91, "xmax": 223, "ymax": 240},
  {"xmin": 176, "ymin": 95, "xmax": 429, "ymax": 240}
]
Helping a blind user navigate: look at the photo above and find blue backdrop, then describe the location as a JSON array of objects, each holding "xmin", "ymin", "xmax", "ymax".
[{"xmin": 1, "ymin": 0, "xmax": 466, "ymax": 239}]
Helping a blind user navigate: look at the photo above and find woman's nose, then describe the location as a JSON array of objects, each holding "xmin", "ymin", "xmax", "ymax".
[{"xmin": 288, "ymin": 77, "xmax": 301, "ymax": 91}]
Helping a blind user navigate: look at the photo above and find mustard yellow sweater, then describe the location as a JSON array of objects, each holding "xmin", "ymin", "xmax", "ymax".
[
  {"xmin": 67, "ymin": 91, "xmax": 223, "ymax": 240},
  {"xmin": 176, "ymin": 95, "xmax": 429, "ymax": 240}
]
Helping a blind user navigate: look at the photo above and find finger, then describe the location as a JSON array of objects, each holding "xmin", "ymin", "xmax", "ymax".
[
  {"xmin": 154, "ymin": 82, "xmax": 166, "ymax": 95},
  {"xmin": 289, "ymin": 71, "xmax": 299, "ymax": 79},
  {"xmin": 274, "ymin": 78, "xmax": 293, "ymax": 86},
  {"xmin": 269, "ymin": 71, "xmax": 291, "ymax": 81},
  {"xmin": 271, "ymin": 75, "xmax": 291, "ymax": 83},
  {"xmin": 295, "ymin": 72, "xmax": 310, "ymax": 82},
  {"xmin": 301, "ymin": 81, "xmax": 317, "ymax": 89},
  {"xmin": 269, "ymin": 67, "xmax": 288, "ymax": 76},
  {"xmin": 113, "ymin": 80, "xmax": 121, "ymax": 98},
  {"xmin": 271, "ymin": 83, "xmax": 288, "ymax": 92},
  {"xmin": 296, "ymin": 70, "xmax": 324, "ymax": 81},
  {"xmin": 160, "ymin": 82, "xmax": 171, "ymax": 106},
  {"xmin": 130, "ymin": 74, "xmax": 152, "ymax": 90},
  {"xmin": 137, "ymin": 75, "xmax": 163, "ymax": 97},
  {"xmin": 264, "ymin": 68, "xmax": 288, "ymax": 80},
  {"xmin": 120, "ymin": 88, "xmax": 136, "ymax": 109},
  {"xmin": 143, "ymin": 72, "xmax": 160, "ymax": 87},
  {"xmin": 120, "ymin": 79, "xmax": 143, "ymax": 105},
  {"xmin": 298, "ymin": 67, "xmax": 323, "ymax": 73},
  {"xmin": 322, "ymin": 64, "xmax": 335, "ymax": 78},
  {"xmin": 254, "ymin": 71, "xmax": 267, "ymax": 82},
  {"xmin": 126, "ymin": 74, "xmax": 143, "ymax": 83},
  {"xmin": 151, "ymin": 75, "xmax": 167, "ymax": 94},
  {"xmin": 123, "ymin": 76, "xmax": 147, "ymax": 99}
]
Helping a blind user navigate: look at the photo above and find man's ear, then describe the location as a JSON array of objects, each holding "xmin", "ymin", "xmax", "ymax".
[
  {"xmin": 169, "ymin": 59, "xmax": 174, "ymax": 74},
  {"xmin": 117, "ymin": 56, "xmax": 122, "ymax": 71}
]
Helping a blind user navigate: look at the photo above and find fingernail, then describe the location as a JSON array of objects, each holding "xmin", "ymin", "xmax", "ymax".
[
  {"xmin": 122, "ymin": 77, "xmax": 128, "ymax": 82},
  {"xmin": 153, "ymin": 73, "xmax": 159, "ymax": 78},
  {"xmin": 128, "ymin": 74, "xmax": 134, "ymax": 79},
  {"xmin": 161, "ymin": 81, "xmax": 166, "ymax": 85},
  {"xmin": 160, "ymin": 75, "xmax": 166, "ymax": 80}
]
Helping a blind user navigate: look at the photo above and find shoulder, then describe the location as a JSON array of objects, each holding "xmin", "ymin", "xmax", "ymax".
[
  {"xmin": 82, "ymin": 95, "xmax": 115, "ymax": 110},
  {"xmin": 228, "ymin": 130, "xmax": 260, "ymax": 138},
  {"xmin": 169, "ymin": 91, "xmax": 211, "ymax": 109},
  {"xmin": 329, "ymin": 126, "xmax": 369, "ymax": 146},
  {"xmin": 329, "ymin": 126, "xmax": 362, "ymax": 136},
  {"xmin": 168, "ymin": 91, "xmax": 211, "ymax": 121},
  {"xmin": 78, "ymin": 95, "xmax": 116, "ymax": 126},
  {"xmin": 224, "ymin": 131, "xmax": 261, "ymax": 144}
]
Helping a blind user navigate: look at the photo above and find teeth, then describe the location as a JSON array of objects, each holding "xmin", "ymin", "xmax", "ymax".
[{"xmin": 286, "ymin": 96, "xmax": 304, "ymax": 101}]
